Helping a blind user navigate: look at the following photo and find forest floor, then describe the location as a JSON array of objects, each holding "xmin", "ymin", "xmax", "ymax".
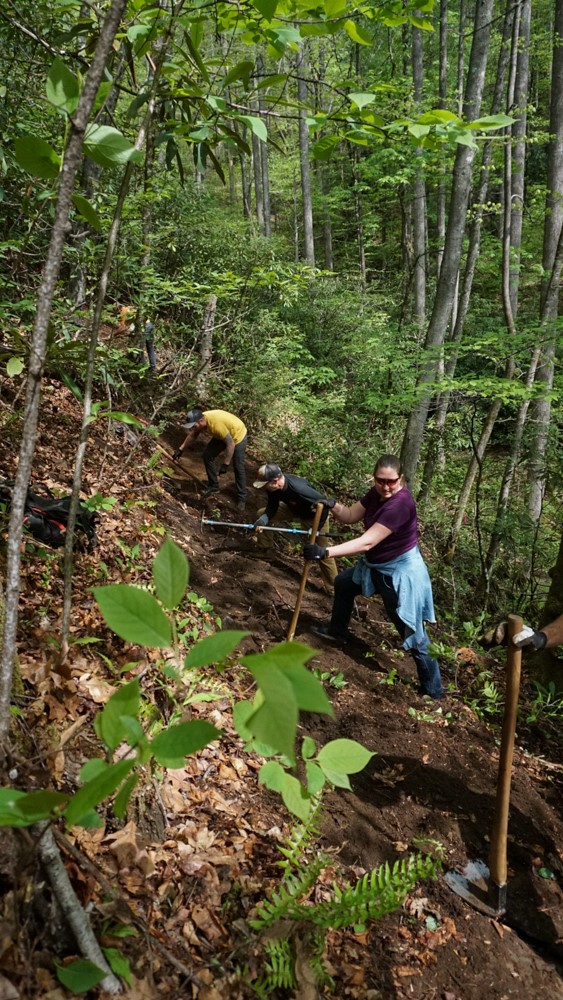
[{"xmin": 1, "ymin": 379, "xmax": 563, "ymax": 1000}]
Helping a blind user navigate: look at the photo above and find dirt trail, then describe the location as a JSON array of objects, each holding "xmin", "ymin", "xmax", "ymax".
[{"xmin": 159, "ymin": 433, "xmax": 563, "ymax": 999}]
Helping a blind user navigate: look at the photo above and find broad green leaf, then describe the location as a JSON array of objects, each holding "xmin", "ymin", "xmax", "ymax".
[
  {"xmin": 79, "ymin": 759, "xmax": 108, "ymax": 782},
  {"xmin": 102, "ymin": 947, "xmax": 132, "ymax": 986},
  {"xmin": 0, "ymin": 789, "xmax": 29, "ymax": 827},
  {"xmin": 46, "ymin": 57, "xmax": 80, "ymax": 115},
  {"xmin": 469, "ymin": 114, "xmax": 513, "ymax": 130},
  {"xmin": 207, "ymin": 95, "xmax": 228, "ymax": 113},
  {"xmin": 317, "ymin": 738, "xmax": 375, "ymax": 774},
  {"xmin": 410, "ymin": 16, "xmax": 434, "ymax": 30},
  {"xmin": 222, "ymin": 60, "xmax": 255, "ymax": 89},
  {"xmin": 409, "ymin": 123, "xmax": 431, "ymax": 139},
  {"xmin": 267, "ymin": 26, "xmax": 302, "ymax": 49},
  {"xmin": 349, "ymin": 92, "xmax": 375, "ymax": 110},
  {"xmin": 56, "ymin": 959, "xmax": 106, "ymax": 992},
  {"xmin": 454, "ymin": 132, "xmax": 477, "ymax": 148},
  {"xmin": 258, "ymin": 760, "xmax": 286, "ymax": 791},
  {"xmin": 104, "ymin": 411, "xmax": 145, "ymax": 426},
  {"xmin": 7, "ymin": 357, "xmax": 24, "ymax": 377},
  {"xmin": 325, "ymin": 0, "xmax": 346, "ymax": 15},
  {"xmin": 14, "ymin": 136, "xmax": 61, "ymax": 179},
  {"xmin": 236, "ymin": 115, "xmax": 267, "ymax": 142},
  {"xmin": 113, "ymin": 774, "xmax": 139, "ymax": 820},
  {"xmin": 301, "ymin": 736, "xmax": 316, "ymax": 759},
  {"xmin": 256, "ymin": 74, "xmax": 286, "ymax": 90},
  {"xmin": 152, "ymin": 537, "xmax": 189, "ymax": 610},
  {"xmin": 72, "ymin": 193, "xmax": 102, "ymax": 232},
  {"xmin": 151, "ymin": 720, "xmax": 220, "ymax": 766},
  {"xmin": 418, "ymin": 109, "xmax": 459, "ymax": 125},
  {"xmin": 184, "ymin": 629, "xmax": 249, "ymax": 668},
  {"xmin": 64, "ymin": 759, "xmax": 134, "ymax": 826},
  {"xmin": 232, "ymin": 699, "xmax": 254, "ymax": 740},
  {"xmin": 281, "ymin": 661, "xmax": 333, "ymax": 716},
  {"xmin": 344, "ymin": 20, "xmax": 373, "ymax": 45},
  {"xmin": 305, "ymin": 760, "xmax": 326, "ymax": 794},
  {"xmin": 280, "ymin": 773, "xmax": 311, "ymax": 821},
  {"xmin": 318, "ymin": 766, "xmax": 351, "ymax": 790},
  {"xmin": 12, "ymin": 790, "xmax": 68, "ymax": 821},
  {"xmin": 93, "ymin": 584, "xmax": 171, "ymax": 647},
  {"xmin": 245, "ymin": 684, "xmax": 298, "ymax": 763},
  {"xmin": 313, "ymin": 134, "xmax": 340, "ymax": 161},
  {"xmin": 252, "ymin": 0, "xmax": 278, "ymax": 19},
  {"xmin": 94, "ymin": 679, "xmax": 141, "ymax": 751},
  {"xmin": 93, "ymin": 81, "xmax": 112, "ymax": 115},
  {"xmin": 84, "ymin": 124, "xmax": 143, "ymax": 169}
]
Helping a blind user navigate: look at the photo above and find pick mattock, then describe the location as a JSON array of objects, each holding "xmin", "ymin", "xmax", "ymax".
[
  {"xmin": 445, "ymin": 612, "xmax": 523, "ymax": 917},
  {"xmin": 286, "ymin": 502, "xmax": 324, "ymax": 642}
]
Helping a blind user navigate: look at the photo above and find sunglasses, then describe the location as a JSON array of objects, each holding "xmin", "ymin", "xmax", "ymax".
[{"xmin": 375, "ymin": 476, "xmax": 400, "ymax": 486}]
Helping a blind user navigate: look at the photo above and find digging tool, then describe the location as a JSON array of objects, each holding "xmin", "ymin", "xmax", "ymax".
[
  {"xmin": 286, "ymin": 502, "xmax": 324, "ymax": 642},
  {"xmin": 201, "ymin": 517, "xmax": 337, "ymax": 537},
  {"xmin": 444, "ymin": 613, "xmax": 523, "ymax": 917}
]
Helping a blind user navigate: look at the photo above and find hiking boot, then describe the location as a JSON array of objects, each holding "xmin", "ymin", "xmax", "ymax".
[
  {"xmin": 236, "ymin": 500, "xmax": 246, "ymax": 512},
  {"xmin": 203, "ymin": 485, "xmax": 220, "ymax": 497},
  {"xmin": 311, "ymin": 623, "xmax": 350, "ymax": 645}
]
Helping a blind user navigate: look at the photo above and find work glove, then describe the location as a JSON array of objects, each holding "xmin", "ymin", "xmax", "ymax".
[
  {"xmin": 218, "ymin": 464, "xmax": 230, "ymax": 475},
  {"xmin": 172, "ymin": 449, "xmax": 183, "ymax": 461},
  {"xmin": 303, "ymin": 542, "xmax": 329, "ymax": 561},
  {"xmin": 254, "ymin": 514, "xmax": 269, "ymax": 529},
  {"xmin": 322, "ymin": 498, "xmax": 336, "ymax": 509},
  {"xmin": 513, "ymin": 626, "xmax": 548, "ymax": 650}
]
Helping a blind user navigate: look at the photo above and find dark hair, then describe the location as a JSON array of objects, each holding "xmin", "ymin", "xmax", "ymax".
[{"xmin": 373, "ymin": 454, "xmax": 403, "ymax": 478}]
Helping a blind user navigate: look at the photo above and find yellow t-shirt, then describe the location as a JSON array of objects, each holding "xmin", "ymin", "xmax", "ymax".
[{"xmin": 203, "ymin": 410, "xmax": 247, "ymax": 445}]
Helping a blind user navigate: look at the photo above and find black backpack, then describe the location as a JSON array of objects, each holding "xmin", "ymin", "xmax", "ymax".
[{"xmin": 0, "ymin": 483, "xmax": 98, "ymax": 550}]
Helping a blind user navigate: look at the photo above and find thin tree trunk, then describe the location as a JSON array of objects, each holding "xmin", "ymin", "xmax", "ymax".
[
  {"xmin": 252, "ymin": 130, "xmax": 265, "ymax": 232},
  {"xmin": 401, "ymin": 0, "xmax": 495, "ymax": 484},
  {"xmin": 412, "ymin": 23, "xmax": 426, "ymax": 327},
  {"xmin": 196, "ymin": 295, "xmax": 217, "ymax": 398},
  {"xmin": 296, "ymin": 42, "xmax": 315, "ymax": 266},
  {"xmin": 0, "ymin": 0, "xmax": 129, "ymax": 749}
]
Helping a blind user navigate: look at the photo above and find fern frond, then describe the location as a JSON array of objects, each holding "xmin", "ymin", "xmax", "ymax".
[
  {"xmin": 276, "ymin": 795, "xmax": 324, "ymax": 872},
  {"xmin": 250, "ymin": 852, "xmax": 328, "ymax": 930},
  {"xmin": 253, "ymin": 937, "xmax": 295, "ymax": 998}
]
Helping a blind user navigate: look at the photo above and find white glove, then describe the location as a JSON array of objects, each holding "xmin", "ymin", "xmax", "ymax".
[{"xmin": 513, "ymin": 626, "xmax": 547, "ymax": 650}]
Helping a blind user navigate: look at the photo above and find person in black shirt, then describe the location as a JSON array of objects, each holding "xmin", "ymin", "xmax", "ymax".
[{"xmin": 253, "ymin": 463, "xmax": 337, "ymax": 589}]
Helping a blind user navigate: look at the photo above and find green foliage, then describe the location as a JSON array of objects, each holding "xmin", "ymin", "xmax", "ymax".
[{"xmin": 56, "ymin": 959, "xmax": 106, "ymax": 993}]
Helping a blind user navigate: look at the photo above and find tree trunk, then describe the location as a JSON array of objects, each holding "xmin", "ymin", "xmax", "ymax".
[
  {"xmin": 296, "ymin": 42, "xmax": 315, "ymax": 266},
  {"xmin": 196, "ymin": 295, "xmax": 217, "ymax": 399},
  {"xmin": 411, "ymin": 23, "xmax": 426, "ymax": 327},
  {"xmin": 0, "ymin": 0, "xmax": 129, "ymax": 749},
  {"xmin": 401, "ymin": 0, "xmax": 495, "ymax": 485}
]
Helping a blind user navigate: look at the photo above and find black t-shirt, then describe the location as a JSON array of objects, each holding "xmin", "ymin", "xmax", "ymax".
[{"xmin": 263, "ymin": 473, "xmax": 329, "ymax": 526}]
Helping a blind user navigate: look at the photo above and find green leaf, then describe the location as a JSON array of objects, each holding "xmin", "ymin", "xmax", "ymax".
[
  {"xmin": 245, "ymin": 665, "xmax": 298, "ymax": 762},
  {"xmin": 11, "ymin": 790, "xmax": 68, "ymax": 821},
  {"xmin": 418, "ymin": 109, "xmax": 460, "ymax": 125},
  {"xmin": 236, "ymin": 115, "xmax": 267, "ymax": 142},
  {"xmin": 113, "ymin": 774, "xmax": 139, "ymax": 820},
  {"xmin": 344, "ymin": 20, "xmax": 373, "ymax": 45},
  {"xmin": 222, "ymin": 60, "xmax": 255, "ymax": 89},
  {"xmin": 64, "ymin": 759, "xmax": 134, "ymax": 826},
  {"xmin": 252, "ymin": 0, "xmax": 278, "ymax": 18},
  {"xmin": 280, "ymin": 773, "xmax": 311, "ymax": 821},
  {"xmin": 317, "ymin": 738, "xmax": 375, "ymax": 774},
  {"xmin": 469, "ymin": 114, "xmax": 513, "ymax": 130},
  {"xmin": 258, "ymin": 760, "xmax": 286, "ymax": 791},
  {"xmin": 207, "ymin": 95, "xmax": 228, "ymax": 113},
  {"xmin": 56, "ymin": 959, "xmax": 106, "ymax": 992},
  {"xmin": 313, "ymin": 134, "xmax": 340, "ymax": 161},
  {"xmin": 46, "ymin": 57, "xmax": 80, "ymax": 115},
  {"xmin": 79, "ymin": 759, "xmax": 108, "ymax": 782},
  {"xmin": 184, "ymin": 630, "xmax": 249, "ymax": 668},
  {"xmin": 305, "ymin": 760, "xmax": 326, "ymax": 794},
  {"xmin": 102, "ymin": 947, "xmax": 132, "ymax": 986},
  {"xmin": 317, "ymin": 766, "xmax": 351, "ymax": 789},
  {"xmin": 325, "ymin": 0, "xmax": 347, "ymax": 15},
  {"xmin": 7, "ymin": 357, "xmax": 24, "ymax": 377},
  {"xmin": 349, "ymin": 92, "xmax": 375, "ymax": 110},
  {"xmin": 151, "ymin": 720, "xmax": 220, "ymax": 767},
  {"xmin": 281, "ymin": 660, "xmax": 333, "ymax": 715},
  {"xmin": 83, "ymin": 125, "xmax": 143, "ymax": 169},
  {"xmin": 301, "ymin": 736, "xmax": 316, "ymax": 759},
  {"xmin": 72, "ymin": 193, "xmax": 102, "ymax": 232},
  {"xmin": 232, "ymin": 699, "xmax": 254, "ymax": 740},
  {"xmin": 93, "ymin": 584, "xmax": 171, "ymax": 648},
  {"xmin": 14, "ymin": 135, "xmax": 61, "ymax": 179},
  {"xmin": 152, "ymin": 537, "xmax": 189, "ymax": 610},
  {"xmin": 0, "ymin": 788, "xmax": 27, "ymax": 827},
  {"xmin": 409, "ymin": 123, "xmax": 431, "ymax": 139},
  {"xmin": 94, "ymin": 679, "xmax": 141, "ymax": 752}
]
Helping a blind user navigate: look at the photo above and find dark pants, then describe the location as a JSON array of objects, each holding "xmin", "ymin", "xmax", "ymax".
[
  {"xmin": 330, "ymin": 566, "xmax": 443, "ymax": 699},
  {"xmin": 204, "ymin": 434, "xmax": 247, "ymax": 503}
]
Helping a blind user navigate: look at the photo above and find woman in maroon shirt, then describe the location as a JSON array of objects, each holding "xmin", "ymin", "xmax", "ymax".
[{"xmin": 303, "ymin": 454, "xmax": 443, "ymax": 700}]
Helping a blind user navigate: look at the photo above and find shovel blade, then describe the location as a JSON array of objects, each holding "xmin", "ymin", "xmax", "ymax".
[{"xmin": 445, "ymin": 859, "xmax": 506, "ymax": 918}]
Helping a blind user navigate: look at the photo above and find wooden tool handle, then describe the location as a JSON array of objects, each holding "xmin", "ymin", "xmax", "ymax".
[
  {"xmin": 286, "ymin": 502, "xmax": 324, "ymax": 642},
  {"xmin": 488, "ymin": 613, "xmax": 523, "ymax": 888}
]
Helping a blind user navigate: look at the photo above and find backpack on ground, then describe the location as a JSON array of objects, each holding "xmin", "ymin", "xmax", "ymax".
[{"xmin": 0, "ymin": 482, "xmax": 98, "ymax": 550}]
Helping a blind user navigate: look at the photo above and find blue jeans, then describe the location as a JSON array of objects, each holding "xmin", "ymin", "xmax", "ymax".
[
  {"xmin": 204, "ymin": 434, "xmax": 247, "ymax": 504},
  {"xmin": 330, "ymin": 566, "xmax": 443, "ymax": 699}
]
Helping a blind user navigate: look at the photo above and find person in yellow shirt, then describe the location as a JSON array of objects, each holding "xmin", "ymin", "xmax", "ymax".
[{"xmin": 174, "ymin": 408, "xmax": 247, "ymax": 510}]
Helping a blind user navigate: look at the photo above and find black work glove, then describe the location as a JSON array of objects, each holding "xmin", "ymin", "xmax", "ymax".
[
  {"xmin": 172, "ymin": 449, "xmax": 183, "ymax": 461},
  {"xmin": 218, "ymin": 464, "xmax": 230, "ymax": 475},
  {"xmin": 322, "ymin": 498, "xmax": 336, "ymax": 509},
  {"xmin": 303, "ymin": 543, "xmax": 329, "ymax": 561},
  {"xmin": 254, "ymin": 514, "xmax": 269, "ymax": 529}
]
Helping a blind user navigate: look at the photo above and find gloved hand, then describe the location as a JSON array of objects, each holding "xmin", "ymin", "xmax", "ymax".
[
  {"xmin": 513, "ymin": 626, "xmax": 548, "ymax": 650},
  {"xmin": 218, "ymin": 464, "xmax": 230, "ymax": 475},
  {"xmin": 303, "ymin": 543, "xmax": 329, "ymax": 561},
  {"xmin": 254, "ymin": 514, "xmax": 269, "ymax": 529},
  {"xmin": 172, "ymin": 449, "xmax": 183, "ymax": 461},
  {"xmin": 322, "ymin": 498, "xmax": 336, "ymax": 509}
]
